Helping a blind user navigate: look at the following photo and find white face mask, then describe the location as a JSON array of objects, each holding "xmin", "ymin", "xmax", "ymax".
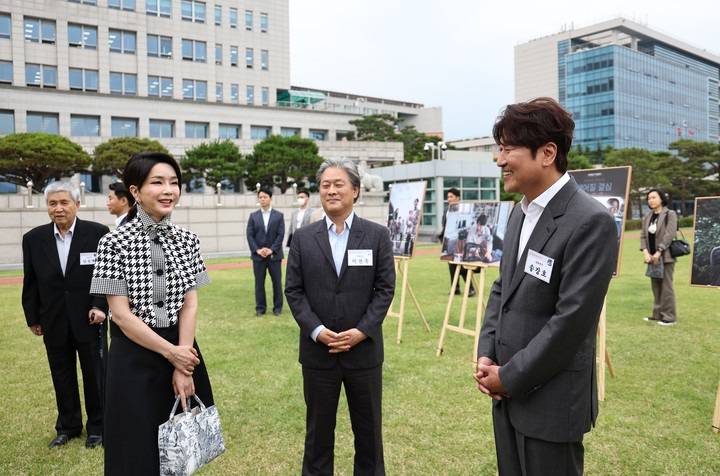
[{"xmin": 297, "ymin": 197, "xmax": 307, "ymax": 206}]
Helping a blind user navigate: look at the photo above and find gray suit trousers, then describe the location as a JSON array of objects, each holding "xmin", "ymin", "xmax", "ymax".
[{"xmin": 650, "ymin": 262, "xmax": 676, "ymax": 322}]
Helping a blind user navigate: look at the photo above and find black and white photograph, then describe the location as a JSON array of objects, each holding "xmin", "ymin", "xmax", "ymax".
[
  {"xmin": 386, "ymin": 181, "xmax": 426, "ymax": 257},
  {"xmin": 440, "ymin": 201, "xmax": 513, "ymax": 263},
  {"xmin": 691, "ymin": 196, "xmax": 720, "ymax": 287}
]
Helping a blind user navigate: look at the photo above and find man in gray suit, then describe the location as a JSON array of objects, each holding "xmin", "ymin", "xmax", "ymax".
[
  {"xmin": 285, "ymin": 159, "xmax": 395, "ymax": 476},
  {"xmin": 287, "ymin": 188, "xmax": 313, "ymax": 247},
  {"xmin": 474, "ymin": 98, "xmax": 617, "ymax": 475}
]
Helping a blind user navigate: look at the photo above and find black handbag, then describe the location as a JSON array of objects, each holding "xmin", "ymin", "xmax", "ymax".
[{"xmin": 664, "ymin": 212, "xmax": 691, "ymax": 258}]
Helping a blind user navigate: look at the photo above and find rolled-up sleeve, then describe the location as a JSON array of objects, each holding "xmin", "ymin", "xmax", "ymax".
[{"xmin": 90, "ymin": 235, "xmax": 128, "ymax": 296}]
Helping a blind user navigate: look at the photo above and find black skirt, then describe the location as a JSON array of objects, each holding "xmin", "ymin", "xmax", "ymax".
[{"xmin": 104, "ymin": 322, "xmax": 214, "ymax": 476}]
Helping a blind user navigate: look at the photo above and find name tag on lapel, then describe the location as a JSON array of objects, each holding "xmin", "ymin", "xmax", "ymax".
[
  {"xmin": 80, "ymin": 252, "xmax": 97, "ymax": 266},
  {"xmin": 348, "ymin": 249, "xmax": 373, "ymax": 267},
  {"xmin": 524, "ymin": 249, "xmax": 553, "ymax": 283}
]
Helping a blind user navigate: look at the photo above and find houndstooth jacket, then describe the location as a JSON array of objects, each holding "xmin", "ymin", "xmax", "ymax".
[{"xmin": 91, "ymin": 207, "xmax": 211, "ymax": 327}]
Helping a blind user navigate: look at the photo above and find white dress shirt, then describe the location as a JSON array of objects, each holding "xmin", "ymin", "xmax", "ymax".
[
  {"xmin": 115, "ymin": 213, "xmax": 128, "ymax": 227},
  {"xmin": 261, "ymin": 207, "xmax": 272, "ymax": 231},
  {"xmin": 517, "ymin": 173, "xmax": 570, "ymax": 262},
  {"xmin": 54, "ymin": 218, "xmax": 77, "ymax": 275}
]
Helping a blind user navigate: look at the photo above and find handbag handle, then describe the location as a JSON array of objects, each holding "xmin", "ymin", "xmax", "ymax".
[{"xmin": 168, "ymin": 395, "xmax": 208, "ymax": 419}]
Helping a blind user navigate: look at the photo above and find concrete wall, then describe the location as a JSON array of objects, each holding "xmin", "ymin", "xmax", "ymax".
[{"xmin": 0, "ymin": 191, "xmax": 387, "ymax": 267}]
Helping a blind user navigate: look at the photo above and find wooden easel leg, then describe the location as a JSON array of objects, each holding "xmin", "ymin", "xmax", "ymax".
[
  {"xmin": 406, "ymin": 283, "xmax": 431, "ymax": 332},
  {"xmin": 396, "ymin": 259, "xmax": 409, "ymax": 344},
  {"xmin": 713, "ymin": 381, "xmax": 720, "ymax": 433},
  {"xmin": 437, "ymin": 264, "xmax": 461, "ymax": 357},
  {"xmin": 605, "ymin": 348, "xmax": 616, "ymax": 378},
  {"xmin": 596, "ymin": 299, "xmax": 607, "ymax": 402},
  {"xmin": 472, "ymin": 268, "xmax": 486, "ymax": 364},
  {"xmin": 458, "ymin": 267, "xmax": 473, "ymax": 330}
]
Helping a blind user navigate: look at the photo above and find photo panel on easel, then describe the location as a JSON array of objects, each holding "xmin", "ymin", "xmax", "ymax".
[
  {"xmin": 386, "ymin": 181, "xmax": 427, "ymax": 258},
  {"xmin": 440, "ymin": 201, "xmax": 513, "ymax": 263}
]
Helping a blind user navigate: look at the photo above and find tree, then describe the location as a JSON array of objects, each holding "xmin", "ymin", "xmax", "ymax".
[
  {"xmin": 182, "ymin": 140, "xmax": 246, "ymax": 192},
  {"xmin": 349, "ymin": 114, "xmax": 398, "ymax": 141},
  {"xmin": 0, "ymin": 133, "xmax": 91, "ymax": 190},
  {"xmin": 567, "ymin": 149, "xmax": 592, "ymax": 170},
  {"xmin": 669, "ymin": 139, "xmax": 720, "ymax": 194},
  {"xmin": 604, "ymin": 148, "xmax": 669, "ymax": 218},
  {"xmin": 93, "ymin": 137, "xmax": 169, "ymax": 178},
  {"xmin": 244, "ymin": 135, "xmax": 323, "ymax": 193},
  {"xmin": 398, "ymin": 127, "xmax": 444, "ymax": 163}
]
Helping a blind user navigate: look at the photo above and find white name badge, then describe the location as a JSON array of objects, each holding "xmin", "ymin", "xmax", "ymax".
[
  {"xmin": 348, "ymin": 249, "xmax": 373, "ymax": 267},
  {"xmin": 524, "ymin": 249, "xmax": 554, "ymax": 284},
  {"xmin": 80, "ymin": 252, "xmax": 97, "ymax": 266}
]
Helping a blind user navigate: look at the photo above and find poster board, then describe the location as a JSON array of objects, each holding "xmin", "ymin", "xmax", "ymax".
[
  {"xmin": 387, "ymin": 181, "xmax": 426, "ymax": 257},
  {"xmin": 440, "ymin": 201, "xmax": 513, "ymax": 264},
  {"xmin": 569, "ymin": 166, "xmax": 632, "ymax": 276},
  {"xmin": 691, "ymin": 196, "xmax": 720, "ymax": 288}
]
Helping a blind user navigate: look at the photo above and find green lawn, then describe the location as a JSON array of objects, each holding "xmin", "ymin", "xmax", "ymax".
[{"xmin": 0, "ymin": 232, "xmax": 718, "ymax": 475}]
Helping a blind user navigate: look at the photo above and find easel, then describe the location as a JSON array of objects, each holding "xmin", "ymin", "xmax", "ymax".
[
  {"xmin": 596, "ymin": 298, "xmax": 616, "ymax": 402},
  {"xmin": 387, "ymin": 257, "xmax": 430, "ymax": 343},
  {"xmin": 436, "ymin": 262, "xmax": 487, "ymax": 362},
  {"xmin": 713, "ymin": 381, "xmax": 720, "ymax": 434}
]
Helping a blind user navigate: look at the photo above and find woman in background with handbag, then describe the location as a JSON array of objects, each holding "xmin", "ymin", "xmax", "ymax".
[
  {"xmin": 640, "ymin": 188, "xmax": 678, "ymax": 326},
  {"xmin": 91, "ymin": 152, "xmax": 215, "ymax": 475}
]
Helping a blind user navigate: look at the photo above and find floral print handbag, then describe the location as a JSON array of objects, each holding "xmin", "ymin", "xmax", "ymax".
[{"xmin": 159, "ymin": 395, "xmax": 225, "ymax": 476}]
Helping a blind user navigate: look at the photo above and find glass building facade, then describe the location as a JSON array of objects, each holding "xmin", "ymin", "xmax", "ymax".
[{"xmin": 559, "ymin": 35, "xmax": 720, "ymax": 152}]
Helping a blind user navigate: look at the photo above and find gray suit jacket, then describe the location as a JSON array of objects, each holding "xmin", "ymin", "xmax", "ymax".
[
  {"xmin": 478, "ymin": 177, "xmax": 617, "ymax": 443},
  {"xmin": 640, "ymin": 208, "xmax": 677, "ymax": 264},
  {"xmin": 285, "ymin": 215, "xmax": 395, "ymax": 369},
  {"xmin": 289, "ymin": 207, "xmax": 313, "ymax": 236}
]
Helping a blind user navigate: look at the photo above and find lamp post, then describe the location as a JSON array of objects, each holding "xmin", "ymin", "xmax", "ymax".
[
  {"xmin": 26, "ymin": 180, "xmax": 34, "ymax": 208},
  {"xmin": 79, "ymin": 181, "xmax": 86, "ymax": 208},
  {"xmin": 423, "ymin": 141, "xmax": 447, "ymax": 160},
  {"xmin": 216, "ymin": 182, "xmax": 223, "ymax": 206}
]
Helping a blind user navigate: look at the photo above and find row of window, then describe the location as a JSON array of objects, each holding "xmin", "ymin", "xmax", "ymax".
[
  {"xmin": 0, "ymin": 110, "xmax": 332, "ymax": 142},
  {"xmin": 63, "ymin": 1, "xmax": 269, "ymax": 31}
]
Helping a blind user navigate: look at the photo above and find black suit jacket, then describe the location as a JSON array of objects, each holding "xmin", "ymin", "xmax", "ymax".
[
  {"xmin": 247, "ymin": 209, "xmax": 284, "ymax": 261},
  {"xmin": 478, "ymin": 177, "xmax": 617, "ymax": 443},
  {"xmin": 285, "ymin": 215, "xmax": 395, "ymax": 369},
  {"xmin": 22, "ymin": 218, "xmax": 110, "ymax": 346}
]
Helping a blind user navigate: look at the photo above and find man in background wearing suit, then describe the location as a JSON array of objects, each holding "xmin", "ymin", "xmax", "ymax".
[
  {"xmin": 474, "ymin": 98, "xmax": 617, "ymax": 475},
  {"xmin": 287, "ymin": 188, "xmax": 313, "ymax": 248},
  {"xmin": 439, "ymin": 188, "xmax": 476, "ymax": 296},
  {"xmin": 22, "ymin": 182, "xmax": 110, "ymax": 449},
  {"xmin": 106, "ymin": 181, "xmax": 135, "ymax": 227},
  {"xmin": 247, "ymin": 187, "xmax": 285, "ymax": 316},
  {"xmin": 285, "ymin": 159, "xmax": 395, "ymax": 475}
]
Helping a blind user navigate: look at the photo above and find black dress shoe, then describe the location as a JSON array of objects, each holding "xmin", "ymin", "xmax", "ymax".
[
  {"xmin": 468, "ymin": 288, "xmax": 476, "ymax": 297},
  {"xmin": 85, "ymin": 434, "xmax": 103, "ymax": 449},
  {"xmin": 273, "ymin": 309, "xmax": 282, "ymax": 316},
  {"xmin": 256, "ymin": 311, "xmax": 266, "ymax": 317},
  {"xmin": 49, "ymin": 433, "xmax": 77, "ymax": 448}
]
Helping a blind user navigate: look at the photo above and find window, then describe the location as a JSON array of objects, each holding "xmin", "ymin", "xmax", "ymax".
[
  {"xmin": 110, "ymin": 72, "xmax": 137, "ymax": 95},
  {"xmin": 230, "ymin": 46, "xmax": 238, "ymax": 66},
  {"xmin": 108, "ymin": 0, "xmax": 135, "ymax": 11},
  {"xmin": 244, "ymin": 9, "xmax": 252, "ymax": 30},
  {"xmin": 214, "ymin": 5, "xmax": 221, "ymax": 25},
  {"xmin": 148, "ymin": 75, "xmax": 173, "ymax": 98},
  {"xmin": 68, "ymin": 23, "xmax": 97, "ymax": 49},
  {"xmin": 261, "ymin": 87, "xmax": 269, "ymax": 106},
  {"xmin": 150, "ymin": 119, "xmax": 174, "ymax": 138},
  {"xmin": 111, "ymin": 117, "xmax": 138, "ymax": 137},
  {"xmin": 215, "ymin": 82, "xmax": 223, "ymax": 102},
  {"xmin": 246, "ymin": 85, "xmax": 254, "ymax": 105},
  {"xmin": 147, "ymin": 34, "xmax": 172, "ymax": 58},
  {"xmin": 260, "ymin": 49, "xmax": 268, "ymax": 70},
  {"xmin": 68, "ymin": 0, "xmax": 97, "ymax": 4},
  {"xmin": 309, "ymin": 129, "xmax": 327, "ymax": 141},
  {"xmin": 69, "ymin": 68, "xmax": 98, "ymax": 91},
  {"xmin": 0, "ymin": 110, "xmax": 14, "ymax": 135},
  {"xmin": 182, "ymin": 79, "xmax": 207, "ymax": 101},
  {"xmin": 27, "ymin": 112, "xmax": 59, "ymax": 134},
  {"xmin": 280, "ymin": 127, "xmax": 299, "ymax": 137},
  {"xmin": 0, "ymin": 13, "xmax": 10, "ymax": 39},
  {"xmin": 219, "ymin": 123, "xmax": 240, "ymax": 139},
  {"xmin": 229, "ymin": 8, "xmax": 237, "ymax": 28},
  {"xmin": 146, "ymin": 0, "xmax": 171, "ymax": 17},
  {"xmin": 182, "ymin": 0, "xmax": 205, "ymax": 23},
  {"xmin": 182, "ymin": 39, "xmax": 206, "ymax": 62},
  {"xmin": 71, "ymin": 115, "xmax": 100, "ymax": 136},
  {"xmin": 25, "ymin": 64, "xmax": 56, "ymax": 88},
  {"xmin": 245, "ymin": 48, "xmax": 253, "ymax": 68},
  {"xmin": 251, "ymin": 125, "xmax": 271, "ymax": 140},
  {"xmin": 215, "ymin": 43, "xmax": 222, "ymax": 64},
  {"xmin": 108, "ymin": 29, "xmax": 136, "ymax": 54},
  {"xmin": 24, "ymin": 17, "xmax": 56, "ymax": 44},
  {"xmin": 185, "ymin": 121, "xmax": 208, "ymax": 139},
  {"xmin": 260, "ymin": 12, "xmax": 268, "ymax": 32},
  {"xmin": 230, "ymin": 83, "xmax": 239, "ymax": 104},
  {"xmin": 0, "ymin": 60, "xmax": 11, "ymax": 83}
]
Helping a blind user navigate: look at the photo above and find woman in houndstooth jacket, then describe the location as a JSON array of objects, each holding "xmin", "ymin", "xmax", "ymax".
[{"xmin": 91, "ymin": 152, "xmax": 215, "ymax": 475}]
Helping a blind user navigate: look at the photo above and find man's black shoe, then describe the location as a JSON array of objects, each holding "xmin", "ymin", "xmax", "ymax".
[
  {"xmin": 85, "ymin": 435, "xmax": 103, "ymax": 449},
  {"xmin": 273, "ymin": 310, "xmax": 282, "ymax": 316},
  {"xmin": 49, "ymin": 433, "xmax": 78, "ymax": 448},
  {"xmin": 256, "ymin": 311, "xmax": 266, "ymax": 317},
  {"xmin": 468, "ymin": 288, "xmax": 476, "ymax": 297}
]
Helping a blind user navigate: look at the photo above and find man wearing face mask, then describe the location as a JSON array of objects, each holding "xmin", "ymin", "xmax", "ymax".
[{"xmin": 287, "ymin": 188, "xmax": 313, "ymax": 248}]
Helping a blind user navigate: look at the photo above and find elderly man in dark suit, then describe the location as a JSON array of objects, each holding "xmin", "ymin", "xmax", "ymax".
[
  {"xmin": 247, "ymin": 186, "xmax": 285, "ymax": 316},
  {"xmin": 285, "ymin": 159, "xmax": 395, "ymax": 476},
  {"xmin": 22, "ymin": 182, "xmax": 110, "ymax": 449},
  {"xmin": 474, "ymin": 98, "xmax": 617, "ymax": 475}
]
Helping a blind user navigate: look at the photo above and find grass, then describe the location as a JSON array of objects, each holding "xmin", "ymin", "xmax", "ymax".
[{"xmin": 0, "ymin": 232, "xmax": 718, "ymax": 475}]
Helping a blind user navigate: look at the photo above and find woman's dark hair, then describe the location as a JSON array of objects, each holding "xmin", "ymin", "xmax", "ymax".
[
  {"xmin": 477, "ymin": 214, "xmax": 488, "ymax": 226},
  {"xmin": 109, "ymin": 181, "xmax": 136, "ymax": 207},
  {"xmin": 123, "ymin": 152, "xmax": 182, "ymax": 221},
  {"xmin": 646, "ymin": 188, "xmax": 668, "ymax": 207},
  {"xmin": 447, "ymin": 187, "xmax": 460, "ymax": 198},
  {"xmin": 492, "ymin": 97, "xmax": 574, "ymax": 173}
]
